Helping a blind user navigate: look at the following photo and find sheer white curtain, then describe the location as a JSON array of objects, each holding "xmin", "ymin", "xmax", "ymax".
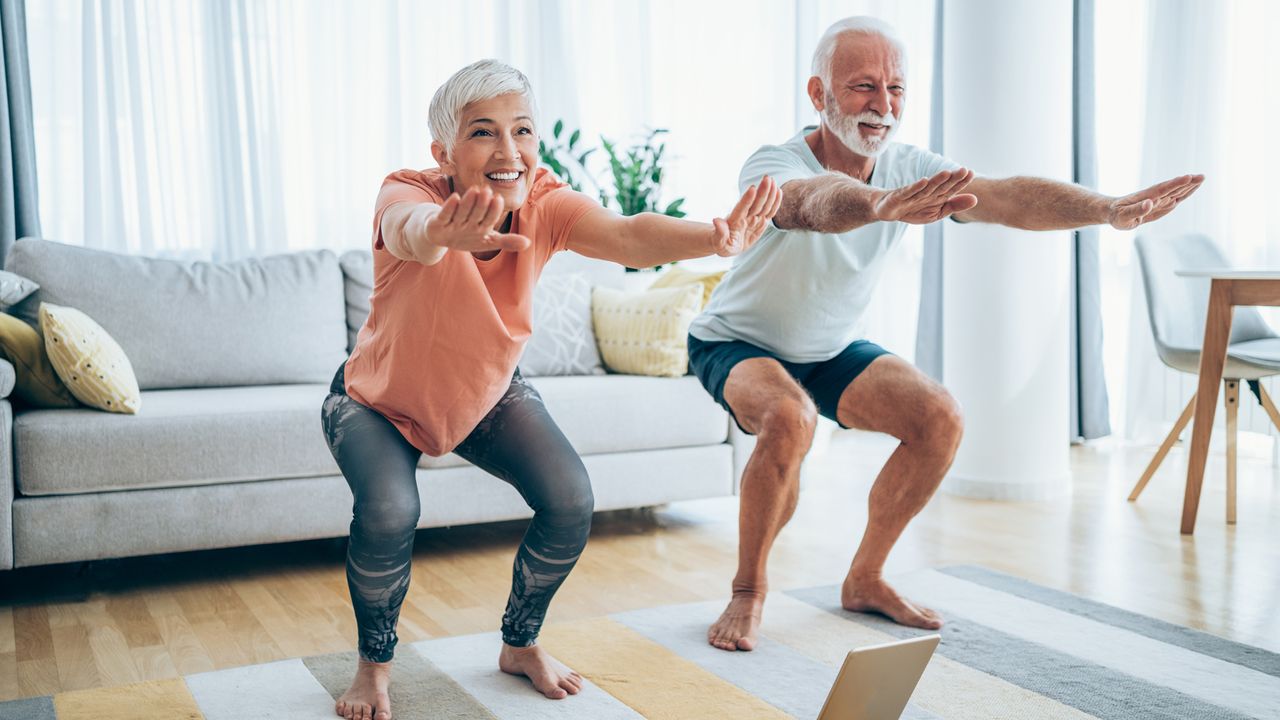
[
  {"xmin": 30, "ymin": 0, "xmax": 936, "ymax": 353},
  {"xmin": 30, "ymin": 0, "xmax": 583, "ymax": 260},
  {"xmin": 1097, "ymin": 0, "xmax": 1280, "ymax": 443}
]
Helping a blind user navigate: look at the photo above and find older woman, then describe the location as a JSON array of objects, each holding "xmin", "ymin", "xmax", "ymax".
[{"xmin": 321, "ymin": 59, "xmax": 780, "ymax": 720}]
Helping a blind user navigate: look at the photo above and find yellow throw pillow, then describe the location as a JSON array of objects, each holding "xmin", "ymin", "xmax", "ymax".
[
  {"xmin": 0, "ymin": 313, "xmax": 79, "ymax": 408},
  {"xmin": 648, "ymin": 266, "xmax": 727, "ymax": 308},
  {"xmin": 592, "ymin": 284, "xmax": 703, "ymax": 377},
  {"xmin": 40, "ymin": 303, "xmax": 141, "ymax": 414}
]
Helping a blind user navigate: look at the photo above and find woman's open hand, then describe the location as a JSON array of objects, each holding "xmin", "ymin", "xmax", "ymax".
[
  {"xmin": 425, "ymin": 187, "xmax": 532, "ymax": 253},
  {"xmin": 710, "ymin": 176, "xmax": 783, "ymax": 257}
]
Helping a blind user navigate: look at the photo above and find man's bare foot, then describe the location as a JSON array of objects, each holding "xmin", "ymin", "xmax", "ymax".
[
  {"xmin": 336, "ymin": 659, "xmax": 392, "ymax": 720},
  {"xmin": 707, "ymin": 591, "xmax": 766, "ymax": 651},
  {"xmin": 842, "ymin": 574, "xmax": 943, "ymax": 630},
  {"xmin": 498, "ymin": 643, "xmax": 583, "ymax": 699}
]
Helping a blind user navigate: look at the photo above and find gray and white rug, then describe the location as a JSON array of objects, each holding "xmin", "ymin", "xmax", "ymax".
[{"xmin": 4, "ymin": 565, "xmax": 1276, "ymax": 719}]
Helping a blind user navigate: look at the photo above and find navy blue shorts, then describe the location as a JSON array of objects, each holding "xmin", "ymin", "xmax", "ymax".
[{"xmin": 687, "ymin": 334, "xmax": 891, "ymax": 432}]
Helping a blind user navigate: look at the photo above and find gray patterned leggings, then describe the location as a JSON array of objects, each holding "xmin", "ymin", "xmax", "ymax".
[{"xmin": 321, "ymin": 365, "xmax": 593, "ymax": 662}]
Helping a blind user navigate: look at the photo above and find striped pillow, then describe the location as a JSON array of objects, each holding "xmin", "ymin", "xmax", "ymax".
[{"xmin": 40, "ymin": 303, "xmax": 141, "ymax": 414}]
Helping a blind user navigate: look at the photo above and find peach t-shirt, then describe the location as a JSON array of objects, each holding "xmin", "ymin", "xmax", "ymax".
[{"xmin": 344, "ymin": 167, "xmax": 597, "ymax": 456}]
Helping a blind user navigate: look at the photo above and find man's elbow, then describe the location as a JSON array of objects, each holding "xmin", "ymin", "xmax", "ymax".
[{"xmin": 771, "ymin": 209, "xmax": 804, "ymax": 231}]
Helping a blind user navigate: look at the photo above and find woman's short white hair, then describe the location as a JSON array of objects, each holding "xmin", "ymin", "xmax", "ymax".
[
  {"xmin": 428, "ymin": 59, "xmax": 538, "ymax": 154},
  {"xmin": 811, "ymin": 17, "xmax": 907, "ymax": 86}
]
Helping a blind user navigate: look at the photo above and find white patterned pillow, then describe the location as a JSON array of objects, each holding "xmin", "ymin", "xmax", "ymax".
[
  {"xmin": 0, "ymin": 270, "xmax": 38, "ymax": 311},
  {"xmin": 521, "ymin": 273, "xmax": 605, "ymax": 377}
]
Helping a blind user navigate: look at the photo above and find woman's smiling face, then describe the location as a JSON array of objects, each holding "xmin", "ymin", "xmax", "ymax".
[{"xmin": 433, "ymin": 92, "xmax": 539, "ymax": 212}]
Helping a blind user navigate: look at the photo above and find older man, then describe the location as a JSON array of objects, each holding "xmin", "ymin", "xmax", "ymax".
[{"xmin": 688, "ymin": 16, "xmax": 1203, "ymax": 651}]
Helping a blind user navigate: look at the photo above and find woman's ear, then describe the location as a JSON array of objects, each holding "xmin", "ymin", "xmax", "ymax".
[{"xmin": 431, "ymin": 140, "xmax": 454, "ymax": 175}]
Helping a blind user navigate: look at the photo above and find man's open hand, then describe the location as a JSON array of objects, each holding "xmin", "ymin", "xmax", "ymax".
[
  {"xmin": 872, "ymin": 168, "xmax": 978, "ymax": 225},
  {"xmin": 1107, "ymin": 174, "xmax": 1205, "ymax": 230}
]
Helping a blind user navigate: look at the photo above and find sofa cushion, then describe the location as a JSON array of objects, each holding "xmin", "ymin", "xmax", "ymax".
[
  {"xmin": 418, "ymin": 375, "xmax": 728, "ymax": 469},
  {"xmin": 0, "ymin": 269, "xmax": 38, "ymax": 311},
  {"xmin": 592, "ymin": 284, "xmax": 703, "ymax": 377},
  {"xmin": 521, "ymin": 272, "xmax": 604, "ymax": 377},
  {"xmin": 0, "ymin": 312, "xmax": 78, "ymax": 407},
  {"xmin": 339, "ymin": 250, "xmax": 373, "ymax": 352},
  {"xmin": 15, "ymin": 384, "xmax": 338, "ymax": 496},
  {"xmin": 0, "ymin": 358, "xmax": 14, "ymax": 399},
  {"xmin": 6, "ymin": 239, "xmax": 347, "ymax": 389},
  {"xmin": 14, "ymin": 375, "xmax": 728, "ymax": 492},
  {"xmin": 648, "ymin": 265, "xmax": 726, "ymax": 307}
]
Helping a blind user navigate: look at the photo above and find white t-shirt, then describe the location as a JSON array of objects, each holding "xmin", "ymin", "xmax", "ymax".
[{"xmin": 688, "ymin": 128, "xmax": 959, "ymax": 363}]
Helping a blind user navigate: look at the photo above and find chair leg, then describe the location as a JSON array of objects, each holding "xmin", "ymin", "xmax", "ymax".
[
  {"xmin": 1254, "ymin": 382, "xmax": 1280, "ymax": 467},
  {"xmin": 1225, "ymin": 379, "xmax": 1239, "ymax": 524},
  {"xmin": 1129, "ymin": 393, "xmax": 1197, "ymax": 502},
  {"xmin": 1257, "ymin": 381, "xmax": 1280, "ymax": 433}
]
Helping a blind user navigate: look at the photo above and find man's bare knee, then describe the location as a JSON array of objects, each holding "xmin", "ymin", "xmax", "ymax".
[
  {"xmin": 913, "ymin": 390, "xmax": 964, "ymax": 453},
  {"xmin": 757, "ymin": 397, "xmax": 818, "ymax": 455}
]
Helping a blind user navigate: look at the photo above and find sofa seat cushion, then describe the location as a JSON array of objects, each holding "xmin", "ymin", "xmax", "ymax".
[
  {"xmin": 15, "ymin": 375, "xmax": 729, "ymax": 494},
  {"xmin": 15, "ymin": 384, "xmax": 337, "ymax": 496},
  {"xmin": 417, "ymin": 374, "xmax": 729, "ymax": 469}
]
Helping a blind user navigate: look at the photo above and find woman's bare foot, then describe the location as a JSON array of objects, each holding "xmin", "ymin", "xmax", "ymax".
[
  {"xmin": 842, "ymin": 574, "xmax": 943, "ymax": 630},
  {"xmin": 498, "ymin": 643, "xmax": 583, "ymax": 699},
  {"xmin": 336, "ymin": 659, "xmax": 392, "ymax": 720},
  {"xmin": 707, "ymin": 591, "xmax": 766, "ymax": 651}
]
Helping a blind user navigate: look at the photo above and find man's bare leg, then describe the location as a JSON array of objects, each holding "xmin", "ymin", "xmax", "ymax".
[
  {"xmin": 835, "ymin": 355, "xmax": 963, "ymax": 629},
  {"xmin": 708, "ymin": 358, "xmax": 817, "ymax": 651}
]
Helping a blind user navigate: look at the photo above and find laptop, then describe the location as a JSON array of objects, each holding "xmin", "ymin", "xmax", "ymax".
[{"xmin": 816, "ymin": 634, "xmax": 941, "ymax": 720}]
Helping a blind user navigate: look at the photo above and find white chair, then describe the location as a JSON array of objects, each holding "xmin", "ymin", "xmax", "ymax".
[{"xmin": 1129, "ymin": 234, "xmax": 1280, "ymax": 522}]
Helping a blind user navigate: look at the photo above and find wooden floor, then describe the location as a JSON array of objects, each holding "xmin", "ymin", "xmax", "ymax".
[{"xmin": 2, "ymin": 430, "xmax": 1278, "ymax": 702}]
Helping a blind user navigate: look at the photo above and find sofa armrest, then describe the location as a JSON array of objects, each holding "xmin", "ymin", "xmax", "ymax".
[
  {"xmin": 0, "ymin": 358, "xmax": 14, "ymax": 400},
  {"xmin": 0, "ymin": 399, "xmax": 12, "ymax": 569}
]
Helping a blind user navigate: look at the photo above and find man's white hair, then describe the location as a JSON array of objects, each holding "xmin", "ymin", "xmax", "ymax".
[
  {"xmin": 428, "ymin": 59, "xmax": 538, "ymax": 155},
  {"xmin": 810, "ymin": 16, "xmax": 907, "ymax": 86}
]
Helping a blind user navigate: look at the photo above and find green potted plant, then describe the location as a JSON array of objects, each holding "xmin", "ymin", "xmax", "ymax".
[
  {"xmin": 540, "ymin": 122, "xmax": 687, "ymax": 271},
  {"xmin": 537, "ymin": 119, "xmax": 595, "ymax": 194},
  {"xmin": 598, "ymin": 129, "xmax": 686, "ymax": 222}
]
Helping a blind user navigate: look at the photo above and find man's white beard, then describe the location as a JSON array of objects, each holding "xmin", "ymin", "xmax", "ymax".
[{"xmin": 824, "ymin": 105, "xmax": 898, "ymax": 158}]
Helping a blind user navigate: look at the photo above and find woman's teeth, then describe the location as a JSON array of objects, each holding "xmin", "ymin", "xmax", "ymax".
[{"xmin": 486, "ymin": 171, "xmax": 520, "ymax": 181}]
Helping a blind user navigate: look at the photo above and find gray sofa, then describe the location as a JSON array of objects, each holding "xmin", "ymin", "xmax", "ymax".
[{"xmin": 0, "ymin": 239, "xmax": 748, "ymax": 570}]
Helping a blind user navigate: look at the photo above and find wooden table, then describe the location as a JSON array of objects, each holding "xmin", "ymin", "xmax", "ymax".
[{"xmin": 1175, "ymin": 270, "xmax": 1280, "ymax": 534}]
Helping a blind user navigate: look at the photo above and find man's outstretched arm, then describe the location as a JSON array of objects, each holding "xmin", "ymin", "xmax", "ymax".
[
  {"xmin": 953, "ymin": 174, "xmax": 1204, "ymax": 231},
  {"xmin": 774, "ymin": 168, "xmax": 977, "ymax": 233}
]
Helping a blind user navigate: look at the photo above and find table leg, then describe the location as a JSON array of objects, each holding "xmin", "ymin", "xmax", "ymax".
[
  {"xmin": 1182, "ymin": 281, "xmax": 1234, "ymax": 534},
  {"xmin": 1224, "ymin": 379, "xmax": 1238, "ymax": 524}
]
